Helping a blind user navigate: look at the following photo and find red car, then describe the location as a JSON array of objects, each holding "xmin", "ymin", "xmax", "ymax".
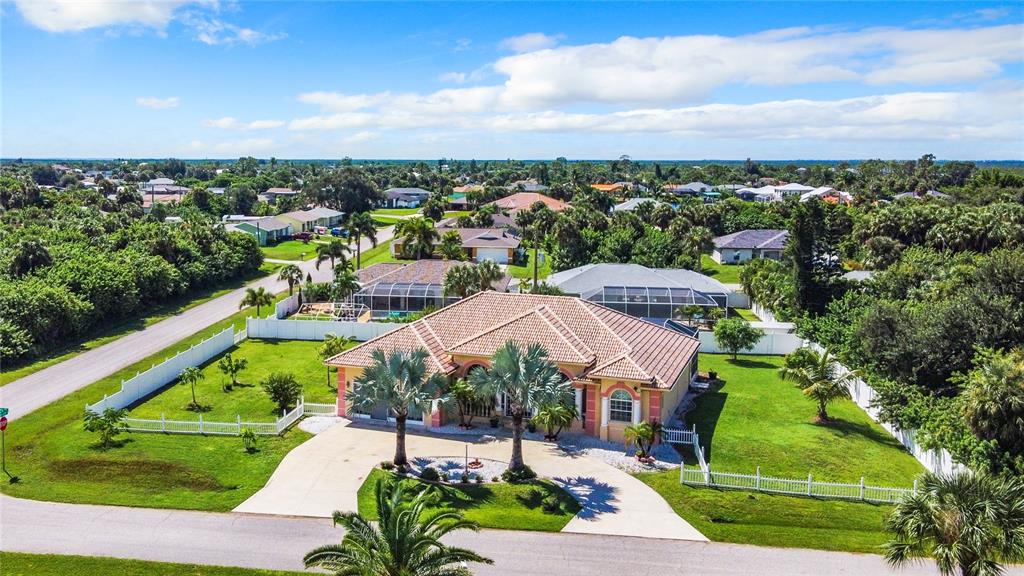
[{"xmin": 292, "ymin": 231, "xmax": 313, "ymax": 241}]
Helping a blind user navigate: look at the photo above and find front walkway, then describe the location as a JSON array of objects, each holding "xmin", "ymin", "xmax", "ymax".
[{"xmin": 234, "ymin": 420, "xmax": 706, "ymax": 541}]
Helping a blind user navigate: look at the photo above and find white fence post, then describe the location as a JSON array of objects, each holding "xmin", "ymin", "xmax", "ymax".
[
  {"xmin": 807, "ymin": 473, "xmax": 813, "ymax": 496},
  {"xmin": 756, "ymin": 466, "xmax": 761, "ymax": 491},
  {"xmin": 161, "ymin": 413, "xmax": 166, "ymax": 433},
  {"xmin": 199, "ymin": 414, "xmax": 204, "ymax": 434},
  {"xmin": 860, "ymin": 476, "xmax": 865, "ymax": 500},
  {"xmin": 237, "ymin": 415, "xmax": 242, "ymax": 434}
]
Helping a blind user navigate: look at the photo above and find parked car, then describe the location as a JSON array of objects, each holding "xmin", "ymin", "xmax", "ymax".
[
  {"xmin": 292, "ymin": 231, "xmax": 313, "ymax": 241},
  {"xmin": 314, "ymin": 226, "xmax": 329, "ymax": 235},
  {"xmin": 330, "ymin": 227, "xmax": 347, "ymax": 237}
]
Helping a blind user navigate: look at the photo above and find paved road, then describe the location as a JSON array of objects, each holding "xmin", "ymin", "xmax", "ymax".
[
  {"xmin": 0, "ymin": 227, "xmax": 395, "ymax": 421},
  {"xmin": 0, "ymin": 494, "xmax": 962, "ymax": 575}
]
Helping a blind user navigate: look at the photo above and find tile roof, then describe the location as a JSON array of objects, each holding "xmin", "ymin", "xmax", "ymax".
[
  {"xmin": 487, "ymin": 192, "xmax": 567, "ymax": 212},
  {"xmin": 713, "ymin": 229, "xmax": 789, "ymax": 250},
  {"xmin": 326, "ymin": 292, "xmax": 700, "ymax": 389}
]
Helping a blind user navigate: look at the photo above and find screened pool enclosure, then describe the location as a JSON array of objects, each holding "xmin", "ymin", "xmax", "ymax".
[
  {"xmin": 352, "ymin": 282, "xmax": 461, "ymax": 319},
  {"xmin": 581, "ymin": 285, "xmax": 728, "ymax": 319}
]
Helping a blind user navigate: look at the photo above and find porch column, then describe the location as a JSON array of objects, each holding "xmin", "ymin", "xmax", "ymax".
[
  {"xmin": 601, "ymin": 396, "xmax": 609, "ymax": 427},
  {"xmin": 632, "ymin": 399, "xmax": 642, "ymax": 424},
  {"xmin": 428, "ymin": 399, "xmax": 443, "ymax": 429},
  {"xmin": 574, "ymin": 388, "xmax": 583, "ymax": 417},
  {"xmin": 335, "ymin": 368, "xmax": 347, "ymax": 417}
]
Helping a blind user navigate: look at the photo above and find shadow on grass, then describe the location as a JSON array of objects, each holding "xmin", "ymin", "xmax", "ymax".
[
  {"xmin": 726, "ymin": 358, "xmax": 778, "ymax": 370},
  {"xmin": 551, "ymin": 476, "xmax": 618, "ymax": 519},
  {"xmin": 816, "ymin": 417, "xmax": 907, "ymax": 448},
  {"xmin": 87, "ymin": 437, "xmax": 134, "ymax": 451},
  {"xmin": 687, "ymin": 379, "xmax": 728, "ymax": 463}
]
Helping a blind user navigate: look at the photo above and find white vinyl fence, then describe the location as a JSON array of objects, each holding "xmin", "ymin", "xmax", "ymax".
[
  {"xmin": 87, "ymin": 328, "xmax": 238, "ymax": 413},
  {"xmin": 246, "ymin": 316, "xmax": 401, "ymax": 341},
  {"xmin": 697, "ymin": 326, "xmax": 804, "ymax": 355},
  {"xmin": 805, "ymin": 342, "xmax": 966, "ymax": 476},
  {"xmin": 680, "ymin": 466, "xmax": 916, "ymax": 505},
  {"xmin": 662, "ymin": 424, "xmax": 708, "ymax": 473},
  {"xmin": 121, "ymin": 397, "xmax": 337, "ymax": 436}
]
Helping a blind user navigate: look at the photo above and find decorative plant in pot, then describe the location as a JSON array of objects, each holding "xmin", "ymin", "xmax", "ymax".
[
  {"xmin": 623, "ymin": 420, "xmax": 663, "ymax": 464},
  {"xmin": 489, "ymin": 415, "xmax": 500, "ymax": 428}
]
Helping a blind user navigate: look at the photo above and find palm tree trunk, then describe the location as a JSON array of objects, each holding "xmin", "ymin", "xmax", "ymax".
[
  {"xmin": 354, "ymin": 231, "xmax": 361, "ymax": 269},
  {"xmin": 510, "ymin": 413, "xmax": 525, "ymax": 471},
  {"xmin": 394, "ymin": 414, "xmax": 408, "ymax": 468},
  {"xmin": 532, "ymin": 245, "xmax": 539, "ymax": 289},
  {"xmin": 190, "ymin": 383, "xmax": 197, "ymax": 407},
  {"xmin": 818, "ymin": 402, "xmax": 828, "ymax": 422}
]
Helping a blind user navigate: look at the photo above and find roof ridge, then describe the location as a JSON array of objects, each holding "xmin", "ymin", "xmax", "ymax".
[
  {"xmin": 447, "ymin": 300, "xmax": 540, "ymax": 350},
  {"xmin": 534, "ymin": 305, "xmax": 595, "ymax": 364},
  {"xmin": 757, "ymin": 230, "xmax": 789, "ymax": 249},
  {"xmin": 577, "ymin": 300, "xmax": 633, "ymax": 354},
  {"xmin": 410, "ymin": 322, "xmax": 448, "ymax": 373}
]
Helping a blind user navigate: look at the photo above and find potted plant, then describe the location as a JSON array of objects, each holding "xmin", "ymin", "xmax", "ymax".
[
  {"xmin": 525, "ymin": 418, "xmax": 537, "ymax": 433},
  {"xmin": 708, "ymin": 370, "xmax": 718, "ymax": 381},
  {"xmin": 489, "ymin": 414, "xmax": 500, "ymax": 428}
]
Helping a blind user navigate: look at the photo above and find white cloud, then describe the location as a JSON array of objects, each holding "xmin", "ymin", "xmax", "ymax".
[
  {"xmin": 439, "ymin": 72, "xmax": 467, "ymax": 84},
  {"xmin": 498, "ymin": 32, "xmax": 565, "ymax": 53},
  {"xmin": 203, "ymin": 117, "xmax": 285, "ymax": 130},
  {"xmin": 342, "ymin": 131, "xmax": 379, "ymax": 144},
  {"xmin": 181, "ymin": 13, "xmax": 287, "ymax": 46},
  {"xmin": 136, "ymin": 96, "xmax": 180, "ymax": 109},
  {"xmin": 14, "ymin": 0, "xmax": 189, "ymax": 32}
]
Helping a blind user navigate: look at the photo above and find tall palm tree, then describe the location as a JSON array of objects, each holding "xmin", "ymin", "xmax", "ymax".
[
  {"xmin": 885, "ymin": 472, "xmax": 1024, "ymax": 576},
  {"xmin": 396, "ymin": 217, "xmax": 439, "ymax": 260},
  {"xmin": 9, "ymin": 238, "xmax": 52, "ymax": 277},
  {"xmin": 278, "ymin": 264, "xmax": 303, "ymax": 296},
  {"xmin": 438, "ymin": 230, "xmax": 465, "ymax": 260},
  {"xmin": 346, "ymin": 212, "xmax": 377, "ymax": 269},
  {"xmin": 474, "ymin": 259, "xmax": 503, "ymax": 292},
  {"xmin": 469, "ymin": 341, "xmax": 565, "ymax": 471},
  {"xmin": 304, "ymin": 476, "xmax": 492, "ymax": 575},
  {"xmin": 442, "ymin": 264, "xmax": 478, "ymax": 298},
  {"xmin": 778, "ymin": 347, "xmax": 858, "ymax": 422},
  {"xmin": 683, "ymin": 226, "xmax": 714, "ymax": 271},
  {"xmin": 350, "ymin": 348, "xmax": 447, "ymax": 468},
  {"xmin": 331, "ymin": 265, "xmax": 361, "ymax": 301},
  {"xmin": 240, "ymin": 286, "xmax": 274, "ymax": 317},
  {"xmin": 316, "ymin": 238, "xmax": 351, "ymax": 270}
]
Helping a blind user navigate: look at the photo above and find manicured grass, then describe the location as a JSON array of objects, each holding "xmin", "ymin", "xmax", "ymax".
[
  {"xmin": 129, "ymin": 339, "xmax": 350, "ymax": 421},
  {"xmin": 372, "ymin": 208, "xmax": 421, "ymax": 216},
  {"xmin": 689, "ymin": 353, "xmax": 924, "ymax": 484},
  {"xmin": 507, "ymin": 248, "xmax": 551, "ymax": 281},
  {"xmin": 0, "ymin": 292, "xmax": 313, "ymax": 511},
  {"xmin": 372, "ymin": 216, "xmax": 401, "ymax": 227},
  {"xmin": 260, "ymin": 240, "xmax": 319, "ymax": 261},
  {"xmin": 700, "ymin": 254, "xmax": 744, "ymax": 284},
  {"xmin": 0, "ymin": 552, "xmax": 305, "ymax": 576},
  {"xmin": 1, "ymin": 267, "xmax": 276, "ymax": 387},
  {"xmin": 358, "ymin": 239, "xmax": 408, "ymax": 269},
  {"xmin": 729, "ymin": 307, "xmax": 760, "ymax": 321},
  {"xmin": 635, "ymin": 472, "xmax": 894, "ymax": 553},
  {"xmin": 443, "ymin": 210, "xmax": 472, "ymax": 219},
  {"xmin": 358, "ymin": 468, "xmax": 580, "ymax": 532}
]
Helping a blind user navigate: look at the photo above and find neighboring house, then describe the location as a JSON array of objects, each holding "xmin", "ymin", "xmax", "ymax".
[
  {"xmin": 663, "ymin": 181, "xmax": 712, "ymax": 195},
  {"xmin": 842, "ymin": 270, "xmax": 875, "ymax": 282},
  {"xmin": 799, "ymin": 186, "xmax": 853, "ymax": 205},
  {"xmin": 736, "ymin": 185, "xmax": 781, "ymax": 203},
  {"xmin": 352, "ymin": 260, "xmax": 512, "ymax": 318},
  {"xmin": 140, "ymin": 177, "xmax": 190, "ymax": 194},
  {"xmin": 774, "ymin": 182, "xmax": 815, "ymax": 197},
  {"xmin": 712, "ymin": 229, "xmax": 789, "ymax": 264},
  {"xmin": 226, "ymin": 216, "xmax": 293, "ymax": 246},
  {"xmin": 611, "ymin": 197, "xmax": 665, "ymax": 213},
  {"xmin": 590, "ymin": 183, "xmax": 624, "ymax": 194},
  {"xmin": 141, "ymin": 193, "xmax": 186, "ymax": 212},
  {"xmin": 262, "ymin": 187, "xmax": 300, "ymax": 204},
  {"xmin": 325, "ymin": 291, "xmax": 701, "ymax": 443},
  {"xmin": 391, "ymin": 227, "xmax": 521, "ymax": 264},
  {"xmin": 546, "ymin": 263, "xmax": 740, "ymax": 315},
  {"xmin": 506, "ymin": 179, "xmax": 548, "ymax": 192},
  {"xmin": 384, "ymin": 187, "xmax": 432, "ymax": 208},
  {"xmin": 279, "ymin": 207, "xmax": 344, "ymax": 232},
  {"xmin": 486, "ymin": 192, "xmax": 568, "ymax": 213},
  {"xmin": 893, "ymin": 190, "xmax": 949, "ymax": 201},
  {"xmin": 447, "ymin": 194, "xmax": 471, "ymax": 210}
]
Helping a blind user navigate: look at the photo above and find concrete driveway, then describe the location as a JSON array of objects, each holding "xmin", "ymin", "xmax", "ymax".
[{"xmin": 234, "ymin": 420, "xmax": 706, "ymax": 541}]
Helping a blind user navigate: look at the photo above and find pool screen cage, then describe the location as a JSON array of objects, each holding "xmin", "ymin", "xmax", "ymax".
[
  {"xmin": 582, "ymin": 285, "xmax": 727, "ymax": 319},
  {"xmin": 353, "ymin": 282, "xmax": 461, "ymax": 318}
]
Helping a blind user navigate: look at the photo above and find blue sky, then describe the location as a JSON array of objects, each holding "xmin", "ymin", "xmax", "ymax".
[{"xmin": 2, "ymin": 1, "xmax": 1022, "ymax": 160}]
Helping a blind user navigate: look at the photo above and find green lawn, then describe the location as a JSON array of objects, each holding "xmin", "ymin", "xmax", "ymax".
[
  {"xmin": 1, "ymin": 267, "xmax": 276, "ymax": 387},
  {"xmin": 260, "ymin": 240, "xmax": 319, "ymax": 261},
  {"xmin": 358, "ymin": 469, "xmax": 579, "ymax": 532},
  {"xmin": 358, "ymin": 239, "xmax": 408, "ymax": 269},
  {"xmin": 0, "ymin": 553, "xmax": 306, "ymax": 576},
  {"xmin": 636, "ymin": 473, "xmax": 895, "ymax": 553},
  {"xmin": 700, "ymin": 255, "xmax": 744, "ymax": 284},
  {"xmin": 129, "ymin": 339, "xmax": 348, "ymax": 421},
  {"xmin": 443, "ymin": 210, "xmax": 472, "ymax": 219},
  {"xmin": 729, "ymin": 307, "xmax": 760, "ymax": 321},
  {"xmin": 507, "ymin": 248, "xmax": 551, "ymax": 281},
  {"xmin": 689, "ymin": 353, "xmax": 923, "ymax": 484},
  {"xmin": 372, "ymin": 208, "xmax": 421, "ymax": 216},
  {"xmin": 634, "ymin": 353, "xmax": 924, "ymax": 553},
  {"xmin": 0, "ymin": 292, "xmax": 314, "ymax": 512}
]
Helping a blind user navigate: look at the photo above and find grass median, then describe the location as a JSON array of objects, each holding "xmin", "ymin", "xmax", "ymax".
[{"xmin": 0, "ymin": 552, "xmax": 306, "ymax": 576}]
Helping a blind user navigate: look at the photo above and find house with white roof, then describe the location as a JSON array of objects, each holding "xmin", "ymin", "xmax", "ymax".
[{"xmin": 611, "ymin": 197, "xmax": 666, "ymax": 213}]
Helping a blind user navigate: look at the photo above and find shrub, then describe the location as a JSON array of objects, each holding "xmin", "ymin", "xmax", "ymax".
[
  {"xmin": 240, "ymin": 427, "xmax": 258, "ymax": 453},
  {"xmin": 541, "ymin": 495, "xmax": 562, "ymax": 514},
  {"xmin": 460, "ymin": 472, "xmax": 469, "ymax": 483},
  {"xmin": 501, "ymin": 465, "xmax": 537, "ymax": 483},
  {"xmin": 713, "ymin": 317, "xmax": 762, "ymax": 359},
  {"xmin": 475, "ymin": 475, "xmax": 484, "ymax": 484},
  {"xmin": 380, "ymin": 460, "xmax": 396, "ymax": 471},
  {"xmin": 82, "ymin": 407, "xmax": 128, "ymax": 448},
  {"xmin": 261, "ymin": 372, "xmax": 302, "ymax": 412},
  {"xmin": 419, "ymin": 467, "xmax": 439, "ymax": 481},
  {"xmin": 491, "ymin": 476, "xmax": 501, "ymax": 483}
]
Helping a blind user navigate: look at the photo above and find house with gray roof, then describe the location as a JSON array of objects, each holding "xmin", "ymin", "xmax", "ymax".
[
  {"xmin": 712, "ymin": 229, "xmax": 789, "ymax": 264},
  {"xmin": 226, "ymin": 216, "xmax": 293, "ymax": 246},
  {"xmin": 279, "ymin": 207, "xmax": 344, "ymax": 232},
  {"xmin": 384, "ymin": 187, "xmax": 432, "ymax": 208},
  {"xmin": 545, "ymin": 263, "xmax": 743, "ymax": 317}
]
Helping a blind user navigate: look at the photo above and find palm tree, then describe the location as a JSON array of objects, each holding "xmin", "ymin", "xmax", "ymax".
[
  {"xmin": 346, "ymin": 212, "xmax": 377, "ymax": 269},
  {"xmin": 9, "ymin": 238, "xmax": 52, "ymax": 277},
  {"xmin": 683, "ymin": 226, "xmax": 714, "ymax": 271},
  {"xmin": 474, "ymin": 259, "xmax": 503, "ymax": 292},
  {"xmin": 623, "ymin": 420, "xmax": 663, "ymax": 458},
  {"xmin": 350, "ymin": 349, "xmax": 447, "ymax": 468},
  {"xmin": 331, "ymin": 265, "xmax": 361, "ymax": 301},
  {"xmin": 305, "ymin": 476, "xmax": 492, "ymax": 575},
  {"xmin": 442, "ymin": 264, "xmax": 478, "ymax": 298},
  {"xmin": 396, "ymin": 217, "xmax": 439, "ymax": 260},
  {"xmin": 778, "ymin": 347, "xmax": 858, "ymax": 422},
  {"xmin": 316, "ymin": 238, "xmax": 351, "ymax": 270},
  {"xmin": 240, "ymin": 286, "xmax": 274, "ymax": 317},
  {"xmin": 469, "ymin": 341, "xmax": 565, "ymax": 471},
  {"xmin": 278, "ymin": 264, "xmax": 303, "ymax": 296},
  {"xmin": 179, "ymin": 366, "xmax": 204, "ymax": 409},
  {"xmin": 885, "ymin": 472, "xmax": 1024, "ymax": 576},
  {"xmin": 438, "ymin": 230, "xmax": 465, "ymax": 260}
]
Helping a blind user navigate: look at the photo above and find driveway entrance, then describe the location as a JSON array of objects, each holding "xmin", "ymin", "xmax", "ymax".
[{"xmin": 234, "ymin": 420, "xmax": 706, "ymax": 541}]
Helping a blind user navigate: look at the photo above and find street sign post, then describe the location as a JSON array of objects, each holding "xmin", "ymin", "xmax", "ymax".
[{"xmin": 0, "ymin": 413, "xmax": 14, "ymax": 482}]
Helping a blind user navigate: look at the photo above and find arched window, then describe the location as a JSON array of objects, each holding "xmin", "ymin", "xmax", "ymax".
[{"xmin": 609, "ymin": 389, "xmax": 633, "ymax": 422}]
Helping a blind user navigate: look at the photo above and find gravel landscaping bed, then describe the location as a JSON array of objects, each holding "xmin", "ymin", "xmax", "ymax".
[
  {"xmin": 409, "ymin": 456, "xmax": 508, "ymax": 483},
  {"xmin": 299, "ymin": 416, "xmax": 346, "ymax": 434},
  {"xmin": 556, "ymin": 433, "xmax": 680, "ymax": 473}
]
